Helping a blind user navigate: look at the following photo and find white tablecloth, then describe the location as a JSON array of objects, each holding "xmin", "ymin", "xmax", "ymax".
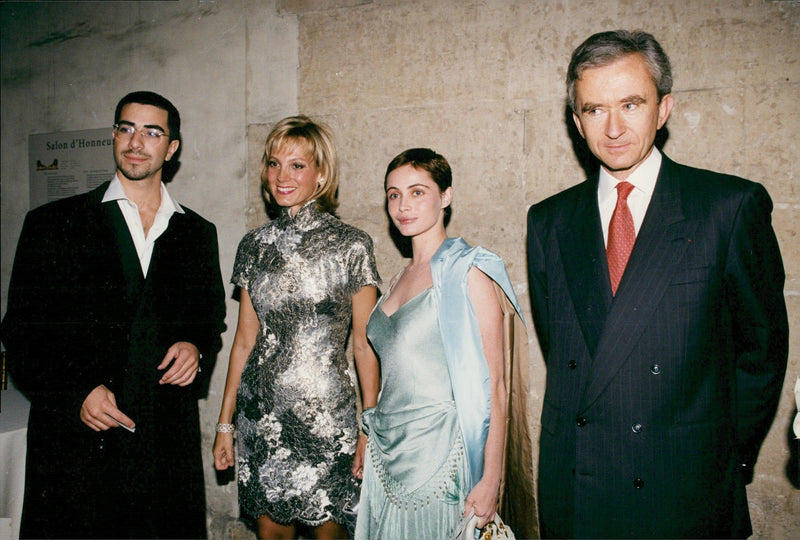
[{"xmin": 0, "ymin": 380, "xmax": 30, "ymax": 540}]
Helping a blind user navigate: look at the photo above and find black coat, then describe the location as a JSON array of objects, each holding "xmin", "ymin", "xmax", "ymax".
[
  {"xmin": 526, "ymin": 156, "xmax": 788, "ymax": 538},
  {"xmin": 2, "ymin": 182, "xmax": 226, "ymax": 539}
]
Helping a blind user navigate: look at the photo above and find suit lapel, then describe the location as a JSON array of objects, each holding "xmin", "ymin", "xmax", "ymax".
[
  {"xmin": 557, "ymin": 177, "xmax": 612, "ymax": 357},
  {"xmin": 102, "ymin": 198, "xmax": 145, "ymax": 304},
  {"xmin": 145, "ymin": 211, "xmax": 184, "ymax": 288},
  {"xmin": 580, "ymin": 157, "xmax": 698, "ymax": 410}
]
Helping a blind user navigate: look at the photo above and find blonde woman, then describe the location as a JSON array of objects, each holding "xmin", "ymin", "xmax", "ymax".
[{"xmin": 213, "ymin": 116, "xmax": 380, "ymax": 539}]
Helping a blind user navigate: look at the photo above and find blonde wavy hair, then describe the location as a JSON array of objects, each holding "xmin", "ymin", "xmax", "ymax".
[{"xmin": 260, "ymin": 115, "xmax": 339, "ymax": 214}]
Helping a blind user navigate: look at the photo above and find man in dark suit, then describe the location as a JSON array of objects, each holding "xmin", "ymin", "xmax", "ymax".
[
  {"xmin": 2, "ymin": 91, "xmax": 226, "ymax": 538},
  {"xmin": 526, "ymin": 30, "xmax": 788, "ymax": 538}
]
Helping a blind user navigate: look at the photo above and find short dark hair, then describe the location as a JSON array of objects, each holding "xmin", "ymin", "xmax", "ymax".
[
  {"xmin": 384, "ymin": 148, "xmax": 452, "ymax": 192},
  {"xmin": 385, "ymin": 148, "xmax": 452, "ymax": 224},
  {"xmin": 114, "ymin": 91, "xmax": 181, "ymax": 142},
  {"xmin": 567, "ymin": 30, "xmax": 673, "ymax": 112}
]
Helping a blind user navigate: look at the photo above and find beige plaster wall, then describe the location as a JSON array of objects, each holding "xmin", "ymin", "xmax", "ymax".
[
  {"xmin": 1, "ymin": 1, "xmax": 798, "ymax": 539},
  {"xmin": 279, "ymin": 0, "xmax": 800, "ymax": 538},
  {"xmin": 0, "ymin": 2, "xmax": 297, "ymax": 538}
]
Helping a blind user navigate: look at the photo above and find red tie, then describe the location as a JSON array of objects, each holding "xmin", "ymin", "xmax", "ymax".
[{"xmin": 607, "ymin": 181, "xmax": 636, "ymax": 295}]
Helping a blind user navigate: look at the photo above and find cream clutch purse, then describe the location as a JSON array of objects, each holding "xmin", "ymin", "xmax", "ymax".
[{"xmin": 448, "ymin": 510, "xmax": 516, "ymax": 540}]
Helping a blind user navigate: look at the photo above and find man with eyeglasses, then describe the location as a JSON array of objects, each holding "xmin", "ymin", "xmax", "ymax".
[{"xmin": 2, "ymin": 91, "xmax": 226, "ymax": 538}]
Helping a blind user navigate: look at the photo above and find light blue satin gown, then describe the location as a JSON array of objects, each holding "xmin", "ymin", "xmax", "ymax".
[{"xmin": 355, "ymin": 287, "xmax": 469, "ymax": 539}]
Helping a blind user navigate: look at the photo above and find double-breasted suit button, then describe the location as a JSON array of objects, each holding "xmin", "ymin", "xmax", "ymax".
[
  {"xmin": 631, "ymin": 423, "xmax": 643, "ymax": 433},
  {"xmin": 633, "ymin": 478, "xmax": 644, "ymax": 489},
  {"xmin": 568, "ymin": 360, "xmax": 577, "ymax": 370},
  {"xmin": 650, "ymin": 363, "xmax": 661, "ymax": 375},
  {"xmin": 576, "ymin": 416, "xmax": 588, "ymax": 427}
]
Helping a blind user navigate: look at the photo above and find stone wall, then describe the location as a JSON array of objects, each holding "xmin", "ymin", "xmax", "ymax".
[
  {"xmin": 0, "ymin": 2, "xmax": 297, "ymax": 538},
  {"xmin": 2, "ymin": 1, "xmax": 798, "ymax": 538},
  {"xmin": 283, "ymin": 1, "xmax": 800, "ymax": 537}
]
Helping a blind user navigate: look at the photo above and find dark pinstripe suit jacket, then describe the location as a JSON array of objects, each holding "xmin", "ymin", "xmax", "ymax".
[{"xmin": 526, "ymin": 155, "xmax": 788, "ymax": 538}]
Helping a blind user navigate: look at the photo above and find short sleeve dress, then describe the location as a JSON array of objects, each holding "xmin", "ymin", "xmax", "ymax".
[{"xmin": 232, "ymin": 200, "xmax": 380, "ymax": 527}]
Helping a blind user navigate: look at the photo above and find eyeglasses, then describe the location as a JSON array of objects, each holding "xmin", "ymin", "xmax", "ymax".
[{"xmin": 113, "ymin": 124, "xmax": 169, "ymax": 142}]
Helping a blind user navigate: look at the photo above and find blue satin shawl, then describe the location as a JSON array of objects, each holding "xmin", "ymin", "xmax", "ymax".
[{"xmin": 430, "ymin": 237, "xmax": 524, "ymax": 489}]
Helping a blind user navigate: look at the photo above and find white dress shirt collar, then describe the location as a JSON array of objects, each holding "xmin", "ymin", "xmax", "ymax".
[
  {"xmin": 102, "ymin": 175, "xmax": 184, "ymax": 215},
  {"xmin": 102, "ymin": 175, "xmax": 184, "ymax": 276},
  {"xmin": 598, "ymin": 148, "xmax": 662, "ymax": 243}
]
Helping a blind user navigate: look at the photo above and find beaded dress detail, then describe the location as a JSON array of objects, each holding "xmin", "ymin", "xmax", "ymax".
[
  {"xmin": 355, "ymin": 287, "xmax": 468, "ymax": 539},
  {"xmin": 232, "ymin": 201, "xmax": 379, "ymax": 526}
]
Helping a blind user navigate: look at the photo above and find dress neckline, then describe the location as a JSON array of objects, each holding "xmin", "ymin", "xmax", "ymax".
[{"xmin": 379, "ymin": 285, "xmax": 433, "ymax": 319}]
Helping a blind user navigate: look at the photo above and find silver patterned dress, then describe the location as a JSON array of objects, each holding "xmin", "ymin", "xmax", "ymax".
[{"xmin": 232, "ymin": 200, "xmax": 380, "ymax": 526}]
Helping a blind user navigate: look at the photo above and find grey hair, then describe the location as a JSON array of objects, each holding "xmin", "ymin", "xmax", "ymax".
[{"xmin": 566, "ymin": 30, "xmax": 673, "ymax": 112}]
